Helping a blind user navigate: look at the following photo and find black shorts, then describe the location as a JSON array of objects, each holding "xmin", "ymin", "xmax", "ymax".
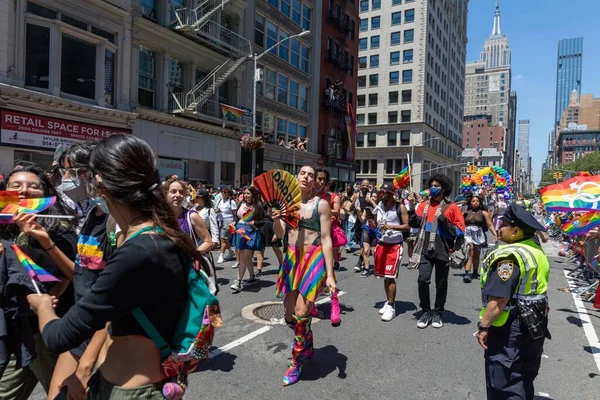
[{"xmin": 260, "ymin": 219, "xmax": 282, "ymax": 248}]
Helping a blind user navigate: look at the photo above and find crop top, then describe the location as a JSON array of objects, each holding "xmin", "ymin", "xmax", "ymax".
[
  {"xmin": 298, "ymin": 198, "xmax": 321, "ymax": 233},
  {"xmin": 42, "ymin": 234, "xmax": 186, "ymax": 354}
]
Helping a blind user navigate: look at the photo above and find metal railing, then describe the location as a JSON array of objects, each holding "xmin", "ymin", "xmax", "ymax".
[
  {"xmin": 194, "ymin": 20, "xmax": 251, "ymax": 54},
  {"xmin": 174, "ymin": 0, "xmax": 232, "ymax": 30}
]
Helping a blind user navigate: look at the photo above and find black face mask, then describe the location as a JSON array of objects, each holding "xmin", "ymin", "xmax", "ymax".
[{"xmin": 361, "ymin": 188, "xmax": 369, "ymax": 194}]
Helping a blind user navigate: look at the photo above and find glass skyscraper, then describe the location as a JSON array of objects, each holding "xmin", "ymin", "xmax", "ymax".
[{"xmin": 555, "ymin": 37, "xmax": 583, "ymax": 126}]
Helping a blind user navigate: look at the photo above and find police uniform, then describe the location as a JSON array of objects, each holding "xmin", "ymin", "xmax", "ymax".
[{"xmin": 478, "ymin": 203, "xmax": 551, "ymax": 400}]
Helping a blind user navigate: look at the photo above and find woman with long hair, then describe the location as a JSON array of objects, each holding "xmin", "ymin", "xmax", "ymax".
[
  {"xmin": 230, "ymin": 186, "xmax": 264, "ymax": 292},
  {"xmin": 0, "ymin": 162, "xmax": 77, "ymax": 400},
  {"xmin": 215, "ymin": 186, "xmax": 237, "ymax": 264},
  {"xmin": 273, "ymin": 166, "xmax": 336, "ymax": 386},
  {"xmin": 195, "ymin": 189, "xmax": 219, "ymax": 247},
  {"xmin": 463, "ymin": 195, "xmax": 498, "ymax": 283},
  {"xmin": 163, "ymin": 177, "xmax": 213, "ymax": 255},
  {"xmin": 26, "ymin": 134, "xmax": 209, "ymax": 399}
]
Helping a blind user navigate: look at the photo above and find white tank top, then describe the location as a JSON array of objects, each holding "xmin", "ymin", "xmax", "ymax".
[{"xmin": 376, "ymin": 201, "xmax": 403, "ymax": 244}]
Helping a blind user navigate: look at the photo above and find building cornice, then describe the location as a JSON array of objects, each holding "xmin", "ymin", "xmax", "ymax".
[
  {"xmin": 0, "ymin": 84, "xmax": 136, "ymax": 129},
  {"xmin": 263, "ymin": 143, "xmax": 320, "ymax": 164}
]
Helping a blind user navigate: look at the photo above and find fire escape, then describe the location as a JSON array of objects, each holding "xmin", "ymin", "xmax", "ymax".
[
  {"xmin": 168, "ymin": 0, "xmax": 252, "ymax": 126},
  {"xmin": 324, "ymin": 0, "xmax": 353, "ymax": 162}
]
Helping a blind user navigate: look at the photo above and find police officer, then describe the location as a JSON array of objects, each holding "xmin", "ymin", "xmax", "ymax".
[{"xmin": 476, "ymin": 203, "xmax": 551, "ymax": 400}]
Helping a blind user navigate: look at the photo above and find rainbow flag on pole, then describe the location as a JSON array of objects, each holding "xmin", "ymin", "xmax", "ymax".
[
  {"xmin": 1, "ymin": 196, "xmax": 56, "ymax": 215},
  {"xmin": 393, "ymin": 165, "xmax": 410, "ymax": 189},
  {"xmin": 221, "ymin": 104, "xmax": 245, "ymax": 122},
  {"xmin": 561, "ymin": 211, "xmax": 600, "ymax": 236},
  {"xmin": 0, "ymin": 191, "xmax": 19, "ymax": 209},
  {"xmin": 12, "ymin": 244, "xmax": 60, "ymax": 283},
  {"xmin": 540, "ymin": 176, "xmax": 600, "ymax": 211}
]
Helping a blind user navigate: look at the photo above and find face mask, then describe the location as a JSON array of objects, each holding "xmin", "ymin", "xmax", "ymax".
[
  {"xmin": 94, "ymin": 196, "xmax": 110, "ymax": 215},
  {"xmin": 61, "ymin": 177, "xmax": 87, "ymax": 202},
  {"xmin": 429, "ymin": 187, "xmax": 442, "ymax": 197}
]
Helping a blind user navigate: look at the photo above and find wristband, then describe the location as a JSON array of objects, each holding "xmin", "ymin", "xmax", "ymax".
[
  {"xmin": 44, "ymin": 242, "xmax": 56, "ymax": 252},
  {"xmin": 477, "ymin": 321, "xmax": 490, "ymax": 333}
]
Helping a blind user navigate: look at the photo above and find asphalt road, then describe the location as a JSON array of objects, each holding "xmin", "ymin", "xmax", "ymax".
[{"xmin": 29, "ymin": 240, "xmax": 600, "ymax": 399}]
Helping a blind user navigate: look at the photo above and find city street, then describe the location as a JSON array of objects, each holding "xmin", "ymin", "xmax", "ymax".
[{"xmin": 32, "ymin": 241, "xmax": 600, "ymax": 399}]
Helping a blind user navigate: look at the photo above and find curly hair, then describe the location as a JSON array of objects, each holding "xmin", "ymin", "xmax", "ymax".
[{"xmin": 426, "ymin": 174, "xmax": 453, "ymax": 197}]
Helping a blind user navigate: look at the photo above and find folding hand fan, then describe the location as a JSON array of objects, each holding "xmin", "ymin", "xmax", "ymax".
[{"xmin": 253, "ymin": 170, "xmax": 301, "ymax": 229}]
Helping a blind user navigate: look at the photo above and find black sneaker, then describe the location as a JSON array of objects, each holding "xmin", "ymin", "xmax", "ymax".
[
  {"xmin": 247, "ymin": 275, "xmax": 258, "ymax": 284},
  {"xmin": 471, "ymin": 271, "xmax": 480, "ymax": 280},
  {"xmin": 463, "ymin": 274, "xmax": 472, "ymax": 283},
  {"xmin": 334, "ymin": 262, "xmax": 340, "ymax": 271},
  {"xmin": 431, "ymin": 312, "xmax": 443, "ymax": 328},
  {"xmin": 360, "ymin": 269, "xmax": 370, "ymax": 278},
  {"xmin": 417, "ymin": 310, "xmax": 432, "ymax": 328}
]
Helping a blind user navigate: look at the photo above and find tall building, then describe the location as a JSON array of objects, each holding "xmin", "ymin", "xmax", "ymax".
[
  {"xmin": 517, "ymin": 119, "xmax": 530, "ymax": 193},
  {"xmin": 462, "ymin": 116, "xmax": 504, "ymax": 150},
  {"xmin": 558, "ymin": 90, "xmax": 600, "ymax": 132},
  {"xmin": 552, "ymin": 37, "xmax": 583, "ymax": 165},
  {"xmin": 355, "ymin": 0, "xmax": 468, "ymax": 192},
  {"xmin": 463, "ymin": 0, "xmax": 514, "ymax": 174}
]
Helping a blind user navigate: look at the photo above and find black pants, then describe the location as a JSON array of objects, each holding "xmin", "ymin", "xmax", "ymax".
[
  {"xmin": 485, "ymin": 317, "xmax": 546, "ymax": 400},
  {"xmin": 417, "ymin": 255, "xmax": 450, "ymax": 312}
]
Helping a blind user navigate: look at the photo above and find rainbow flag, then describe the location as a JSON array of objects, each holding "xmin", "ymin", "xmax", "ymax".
[
  {"xmin": 561, "ymin": 212, "xmax": 600, "ymax": 236},
  {"xmin": 240, "ymin": 208, "xmax": 254, "ymax": 223},
  {"xmin": 540, "ymin": 176, "xmax": 600, "ymax": 211},
  {"xmin": 229, "ymin": 222, "xmax": 250, "ymax": 241},
  {"xmin": 221, "ymin": 104, "xmax": 245, "ymax": 122},
  {"xmin": 1, "ymin": 196, "xmax": 56, "ymax": 215},
  {"xmin": 0, "ymin": 191, "xmax": 19, "ymax": 209},
  {"xmin": 12, "ymin": 244, "xmax": 60, "ymax": 283},
  {"xmin": 347, "ymin": 103, "xmax": 358, "ymax": 139},
  {"xmin": 393, "ymin": 165, "xmax": 410, "ymax": 189}
]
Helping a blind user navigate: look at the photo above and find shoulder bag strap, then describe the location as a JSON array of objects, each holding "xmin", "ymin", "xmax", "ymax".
[
  {"xmin": 187, "ymin": 210, "xmax": 199, "ymax": 243},
  {"xmin": 132, "ymin": 308, "xmax": 171, "ymax": 359}
]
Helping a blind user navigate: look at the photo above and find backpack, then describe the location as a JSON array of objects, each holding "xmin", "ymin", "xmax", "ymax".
[
  {"xmin": 448, "ymin": 238, "xmax": 471, "ymax": 270},
  {"xmin": 128, "ymin": 226, "xmax": 222, "ymax": 399}
]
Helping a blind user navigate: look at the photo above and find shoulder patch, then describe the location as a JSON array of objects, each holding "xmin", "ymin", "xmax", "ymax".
[{"xmin": 497, "ymin": 261, "xmax": 514, "ymax": 282}]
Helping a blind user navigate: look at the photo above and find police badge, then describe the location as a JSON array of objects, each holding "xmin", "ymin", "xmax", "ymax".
[{"xmin": 497, "ymin": 261, "xmax": 514, "ymax": 282}]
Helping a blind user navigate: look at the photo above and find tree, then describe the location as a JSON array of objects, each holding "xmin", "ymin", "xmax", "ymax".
[{"xmin": 538, "ymin": 151, "xmax": 600, "ymax": 188}]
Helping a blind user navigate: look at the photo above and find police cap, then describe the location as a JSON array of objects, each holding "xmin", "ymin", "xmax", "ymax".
[{"xmin": 500, "ymin": 203, "xmax": 546, "ymax": 234}]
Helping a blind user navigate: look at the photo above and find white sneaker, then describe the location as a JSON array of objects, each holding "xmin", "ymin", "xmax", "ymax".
[
  {"xmin": 225, "ymin": 250, "xmax": 236, "ymax": 261},
  {"xmin": 379, "ymin": 303, "xmax": 391, "ymax": 315},
  {"xmin": 217, "ymin": 254, "xmax": 224, "ymax": 264},
  {"xmin": 232, "ymin": 262, "xmax": 239, "ymax": 269},
  {"xmin": 381, "ymin": 307, "xmax": 396, "ymax": 322}
]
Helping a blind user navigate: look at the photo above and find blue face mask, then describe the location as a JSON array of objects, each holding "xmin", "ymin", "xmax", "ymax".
[
  {"xmin": 429, "ymin": 187, "xmax": 442, "ymax": 197},
  {"xmin": 94, "ymin": 196, "xmax": 110, "ymax": 215}
]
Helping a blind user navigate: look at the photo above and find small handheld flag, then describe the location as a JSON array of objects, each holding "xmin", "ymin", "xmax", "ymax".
[
  {"xmin": 393, "ymin": 166, "xmax": 410, "ymax": 189},
  {"xmin": 1, "ymin": 196, "xmax": 56, "ymax": 215},
  {"xmin": 0, "ymin": 191, "xmax": 19, "ymax": 209},
  {"xmin": 12, "ymin": 244, "xmax": 61, "ymax": 295}
]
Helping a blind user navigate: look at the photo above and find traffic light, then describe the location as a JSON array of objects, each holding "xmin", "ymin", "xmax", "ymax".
[
  {"xmin": 552, "ymin": 172, "xmax": 563, "ymax": 180},
  {"xmin": 467, "ymin": 165, "xmax": 477, "ymax": 174}
]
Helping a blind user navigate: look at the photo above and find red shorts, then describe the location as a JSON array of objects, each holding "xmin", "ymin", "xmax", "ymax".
[{"xmin": 374, "ymin": 242, "xmax": 402, "ymax": 279}]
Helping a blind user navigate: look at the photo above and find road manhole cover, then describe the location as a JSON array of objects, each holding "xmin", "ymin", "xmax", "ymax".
[{"xmin": 254, "ymin": 303, "xmax": 285, "ymax": 321}]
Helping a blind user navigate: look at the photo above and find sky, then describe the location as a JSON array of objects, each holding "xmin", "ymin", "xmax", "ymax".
[{"xmin": 465, "ymin": 0, "xmax": 600, "ymax": 185}]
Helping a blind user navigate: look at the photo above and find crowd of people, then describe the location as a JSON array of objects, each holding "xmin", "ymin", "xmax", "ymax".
[{"xmin": 0, "ymin": 135, "xmax": 586, "ymax": 399}]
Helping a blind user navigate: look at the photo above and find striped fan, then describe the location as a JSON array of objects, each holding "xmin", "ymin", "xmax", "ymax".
[{"xmin": 253, "ymin": 169, "xmax": 301, "ymax": 229}]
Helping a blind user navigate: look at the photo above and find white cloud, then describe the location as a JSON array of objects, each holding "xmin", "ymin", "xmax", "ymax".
[{"xmin": 513, "ymin": 74, "xmax": 523, "ymax": 80}]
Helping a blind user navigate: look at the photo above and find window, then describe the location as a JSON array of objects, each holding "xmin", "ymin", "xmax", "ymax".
[
  {"xmin": 359, "ymin": 38, "xmax": 367, "ymax": 50},
  {"xmin": 288, "ymin": 121, "xmax": 297, "ymax": 138},
  {"xmin": 404, "ymin": 29, "xmax": 414, "ymax": 43},
  {"xmin": 269, "ymin": 0, "xmax": 278, "ymax": 7},
  {"xmin": 391, "ymin": 32, "xmax": 401, "ymax": 45},
  {"xmin": 368, "ymin": 132, "xmax": 376, "ymax": 146},
  {"xmin": 360, "ymin": 19, "xmax": 368, "ymax": 31},
  {"xmin": 278, "ymin": 30, "xmax": 289, "ymax": 60},
  {"xmin": 359, "ymin": 56, "xmax": 367, "ymax": 69},
  {"xmin": 357, "ymin": 94, "xmax": 366, "ymax": 107},
  {"xmin": 370, "ymin": 55, "xmax": 379, "ymax": 68},
  {"xmin": 387, "ymin": 131, "xmax": 397, "ymax": 146},
  {"xmin": 392, "ymin": 12, "xmax": 401, "ymax": 25},
  {"xmin": 25, "ymin": 24, "xmax": 50, "ymax": 89},
  {"xmin": 371, "ymin": 16, "xmax": 380, "ymax": 29},
  {"xmin": 61, "ymin": 34, "xmax": 96, "ymax": 99},
  {"xmin": 277, "ymin": 118, "xmax": 287, "ymax": 136},
  {"xmin": 104, "ymin": 49, "xmax": 115, "ymax": 105},
  {"xmin": 386, "ymin": 159, "xmax": 394, "ymax": 174},
  {"xmin": 401, "ymin": 89, "xmax": 412, "ymax": 103},
  {"xmin": 357, "ymin": 114, "xmax": 365, "ymax": 125},
  {"xmin": 392, "ymin": 0, "xmax": 402, "ymax": 4},
  {"xmin": 401, "ymin": 110, "xmax": 411, "ymax": 122},
  {"xmin": 281, "ymin": 0, "xmax": 291, "ymax": 17},
  {"xmin": 368, "ymin": 113, "xmax": 377, "ymax": 125},
  {"xmin": 360, "ymin": 0, "xmax": 368, "ymax": 12},
  {"xmin": 292, "ymin": 0, "xmax": 302, "ymax": 25},
  {"xmin": 370, "ymin": 160, "xmax": 377, "ymax": 173},
  {"xmin": 389, "ymin": 71, "xmax": 399, "ymax": 85},
  {"xmin": 299, "ymin": 84, "xmax": 309, "ymax": 112},
  {"xmin": 403, "ymin": 49, "xmax": 413, "ymax": 63},
  {"xmin": 400, "ymin": 130, "xmax": 410, "ymax": 144},
  {"xmin": 369, "ymin": 74, "xmax": 378, "ymax": 86},
  {"xmin": 372, "ymin": 0, "xmax": 381, "ymax": 10},
  {"xmin": 301, "ymin": 45, "xmax": 310, "ymax": 73},
  {"xmin": 254, "ymin": 15, "xmax": 265, "ymax": 46},
  {"xmin": 141, "ymin": 0, "xmax": 157, "ymax": 19},
  {"xmin": 358, "ymin": 76, "xmax": 366, "ymax": 87},
  {"xmin": 390, "ymin": 51, "xmax": 400, "ymax": 65},
  {"xmin": 267, "ymin": 22, "xmax": 277, "ymax": 54},
  {"xmin": 278, "ymin": 74, "xmax": 288, "ymax": 104},
  {"xmin": 289, "ymin": 80, "xmax": 299, "ymax": 108},
  {"xmin": 389, "ymin": 91, "xmax": 398, "ymax": 104},
  {"xmin": 290, "ymin": 39, "xmax": 300, "ymax": 67},
  {"xmin": 265, "ymin": 69, "xmax": 276, "ymax": 99},
  {"xmin": 138, "ymin": 46, "xmax": 155, "ymax": 107},
  {"xmin": 402, "ymin": 69, "xmax": 413, "ymax": 83},
  {"xmin": 357, "ymin": 132, "xmax": 365, "ymax": 146},
  {"xmin": 368, "ymin": 93, "xmax": 377, "ymax": 106},
  {"xmin": 405, "ymin": 9, "xmax": 415, "ymax": 23},
  {"xmin": 370, "ymin": 35, "xmax": 380, "ymax": 48},
  {"xmin": 298, "ymin": 124, "xmax": 307, "ymax": 138},
  {"xmin": 388, "ymin": 111, "xmax": 398, "ymax": 123},
  {"xmin": 302, "ymin": 5, "xmax": 311, "ymax": 30}
]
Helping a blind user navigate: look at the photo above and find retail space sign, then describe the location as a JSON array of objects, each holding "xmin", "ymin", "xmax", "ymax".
[
  {"xmin": 158, "ymin": 157, "xmax": 186, "ymax": 179},
  {"xmin": 0, "ymin": 110, "xmax": 129, "ymax": 150}
]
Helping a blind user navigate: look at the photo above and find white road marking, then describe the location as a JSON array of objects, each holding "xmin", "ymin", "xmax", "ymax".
[
  {"xmin": 537, "ymin": 392, "xmax": 550, "ymax": 398},
  {"xmin": 210, "ymin": 291, "xmax": 346, "ymax": 359},
  {"xmin": 563, "ymin": 270, "xmax": 600, "ymax": 373}
]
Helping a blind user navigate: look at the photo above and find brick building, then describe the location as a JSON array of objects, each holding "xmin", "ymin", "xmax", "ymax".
[{"xmin": 462, "ymin": 117, "xmax": 505, "ymax": 150}]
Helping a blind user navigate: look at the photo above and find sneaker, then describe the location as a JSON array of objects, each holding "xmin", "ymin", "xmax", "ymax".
[
  {"xmin": 255, "ymin": 269, "xmax": 263, "ymax": 277},
  {"xmin": 225, "ymin": 249, "xmax": 236, "ymax": 261},
  {"xmin": 232, "ymin": 262, "xmax": 239, "ymax": 269},
  {"xmin": 463, "ymin": 274, "xmax": 472, "ymax": 283},
  {"xmin": 333, "ymin": 262, "xmax": 340, "ymax": 271},
  {"xmin": 471, "ymin": 271, "xmax": 480, "ymax": 280},
  {"xmin": 417, "ymin": 310, "xmax": 432, "ymax": 329},
  {"xmin": 247, "ymin": 275, "xmax": 257, "ymax": 284},
  {"xmin": 354, "ymin": 265, "xmax": 362, "ymax": 272},
  {"xmin": 360, "ymin": 269, "xmax": 370, "ymax": 278},
  {"xmin": 231, "ymin": 279, "xmax": 243, "ymax": 292},
  {"xmin": 431, "ymin": 312, "xmax": 443, "ymax": 328},
  {"xmin": 381, "ymin": 306, "xmax": 396, "ymax": 322},
  {"xmin": 345, "ymin": 246, "xmax": 352, "ymax": 253},
  {"xmin": 217, "ymin": 254, "xmax": 224, "ymax": 264},
  {"xmin": 379, "ymin": 303, "xmax": 391, "ymax": 315}
]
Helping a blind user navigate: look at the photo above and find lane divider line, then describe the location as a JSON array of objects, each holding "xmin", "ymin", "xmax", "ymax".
[
  {"xmin": 210, "ymin": 291, "xmax": 346, "ymax": 359},
  {"xmin": 563, "ymin": 270, "xmax": 600, "ymax": 373}
]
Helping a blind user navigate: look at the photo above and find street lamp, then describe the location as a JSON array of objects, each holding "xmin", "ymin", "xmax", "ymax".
[{"xmin": 250, "ymin": 30, "xmax": 310, "ymax": 180}]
